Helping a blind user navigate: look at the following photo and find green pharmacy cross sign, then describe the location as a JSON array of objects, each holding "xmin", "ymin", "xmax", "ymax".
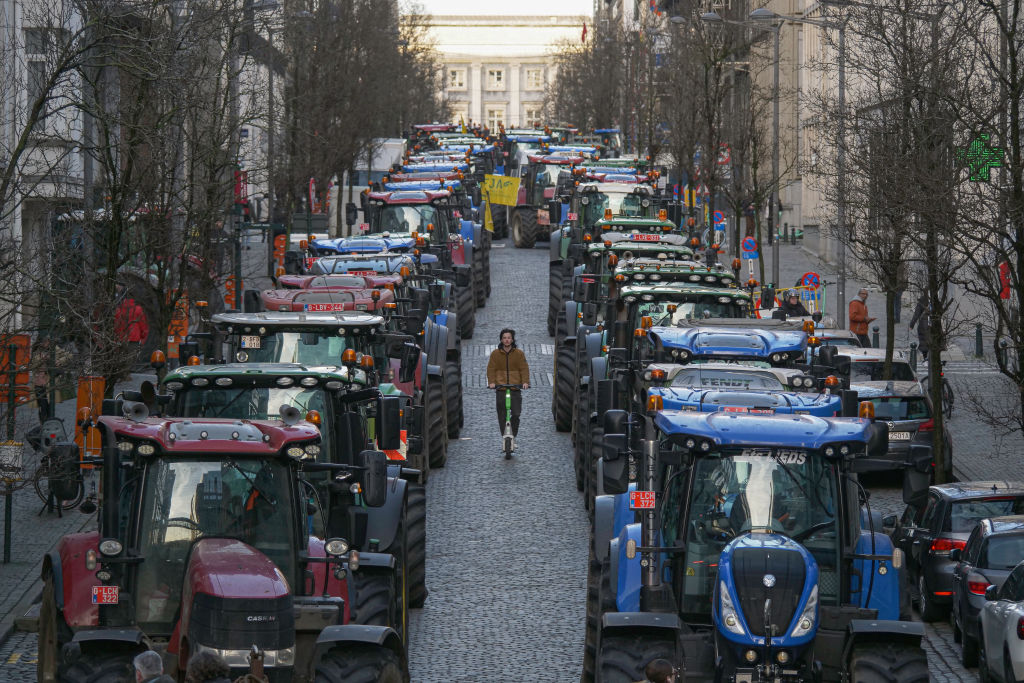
[{"xmin": 959, "ymin": 134, "xmax": 1004, "ymax": 182}]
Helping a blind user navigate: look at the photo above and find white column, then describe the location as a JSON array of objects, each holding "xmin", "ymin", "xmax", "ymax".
[
  {"xmin": 509, "ymin": 62, "xmax": 521, "ymax": 127},
  {"xmin": 470, "ymin": 62, "xmax": 482, "ymax": 124}
]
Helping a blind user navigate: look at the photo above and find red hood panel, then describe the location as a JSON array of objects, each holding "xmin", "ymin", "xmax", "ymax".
[{"xmin": 186, "ymin": 538, "xmax": 290, "ymax": 599}]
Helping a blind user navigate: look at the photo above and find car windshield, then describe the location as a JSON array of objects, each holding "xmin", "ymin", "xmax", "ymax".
[
  {"xmin": 236, "ymin": 331, "xmax": 357, "ymax": 365},
  {"xmin": 377, "ymin": 205, "xmax": 438, "ymax": 233},
  {"xmin": 671, "ymin": 368, "xmax": 785, "ymax": 391},
  {"xmin": 665, "ymin": 450, "xmax": 839, "ymax": 620},
  {"xmin": 847, "ymin": 361, "xmax": 916, "ymax": 381},
  {"xmin": 637, "ymin": 299, "xmax": 745, "ymax": 323},
  {"xmin": 949, "ymin": 498, "xmax": 1024, "ymax": 533},
  {"xmin": 134, "ymin": 457, "xmax": 297, "ymax": 633},
  {"xmin": 982, "ymin": 535, "xmax": 1024, "ymax": 570},
  {"xmin": 865, "ymin": 396, "xmax": 930, "ymax": 421}
]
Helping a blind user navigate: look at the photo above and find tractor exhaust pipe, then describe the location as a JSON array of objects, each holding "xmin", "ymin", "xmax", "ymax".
[{"xmin": 99, "ymin": 421, "xmax": 121, "ymax": 542}]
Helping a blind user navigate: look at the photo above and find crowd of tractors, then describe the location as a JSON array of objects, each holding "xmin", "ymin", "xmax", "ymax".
[{"xmin": 33, "ymin": 120, "xmax": 944, "ymax": 682}]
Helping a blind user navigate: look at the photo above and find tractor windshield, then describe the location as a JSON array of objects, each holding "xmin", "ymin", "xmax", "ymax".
[
  {"xmin": 637, "ymin": 298, "xmax": 746, "ymax": 323},
  {"xmin": 662, "ymin": 450, "xmax": 839, "ymax": 621},
  {"xmin": 376, "ymin": 204, "xmax": 439, "ymax": 233},
  {"xmin": 234, "ymin": 331, "xmax": 359, "ymax": 365},
  {"xmin": 582, "ymin": 191, "xmax": 645, "ymax": 223},
  {"xmin": 134, "ymin": 457, "xmax": 298, "ymax": 634}
]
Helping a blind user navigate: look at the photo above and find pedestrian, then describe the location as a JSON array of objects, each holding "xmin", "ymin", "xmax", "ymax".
[
  {"xmin": 134, "ymin": 651, "xmax": 175, "ymax": 683},
  {"xmin": 848, "ymin": 288, "xmax": 875, "ymax": 348},
  {"xmin": 779, "ymin": 289, "xmax": 810, "ymax": 318},
  {"xmin": 30, "ymin": 338, "xmax": 51, "ymax": 425},
  {"xmin": 184, "ymin": 651, "xmax": 232, "ymax": 683},
  {"xmin": 486, "ymin": 328, "xmax": 530, "ymax": 441},
  {"xmin": 644, "ymin": 657, "xmax": 679, "ymax": 683},
  {"xmin": 909, "ymin": 292, "xmax": 931, "ymax": 360}
]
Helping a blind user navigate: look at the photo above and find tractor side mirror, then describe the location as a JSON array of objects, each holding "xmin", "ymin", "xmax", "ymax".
[
  {"xmin": 581, "ymin": 302, "xmax": 598, "ymax": 327},
  {"xmin": 403, "ymin": 312, "xmax": 425, "ymax": 337},
  {"xmin": 405, "ymin": 405, "xmax": 424, "ymax": 455},
  {"xmin": 548, "ymin": 200, "xmax": 560, "ymax": 226},
  {"xmin": 761, "ymin": 286, "xmax": 775, "ymax": 310},
  {"xmin": 454, "ymin": 266, "xmax": 472, "ymax": 288},
  {"xmin": 345, "ymin": 202, "xmax": 358, "ymax": 227},
  {"xmin": 603, "ymin": 432, "xmax": 627, "ymax": 463},
  {"xmin": 471, "ymin": 186, "xmax": 481, "ymax": 206},
  {"xmin": 399, "ymin": 342, "xmax": 420, "ymax": 384},
  {"xmin": 376, "ymin": 396, "xmax": 402, "ymax": 451},
  {"xmin": 985, "ymin": 584, "xmax": 999, "ymax": 601},
  {"xmin": 596, "ymin": 379, "xmax": 616, "ymax": 416},
  {"xmin": 818, "ymin": 345, "xmax": 838, "ymax": 368},
  {"xmin": 357, "ymin": 450, "xmax": 388, "ymax": 507},
  {"xmin": 603, "ymin": 409, "xmax": 629, "ymax": 435},
  {"xmin": 841, "ymin": 389, "xmax": 861, "ymax": 418},
  {"xmin": 428, "ymin": 283, "xmax": 445, "ymax": 309},
  {"xmin": 902, "ymin": 444, "xmax": 932, "ymax": 506}
]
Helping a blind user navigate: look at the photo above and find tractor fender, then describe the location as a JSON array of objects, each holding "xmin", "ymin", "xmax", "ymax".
[
  {"xmin": 364, "ymin": 477, "xmax": 408, "ymax": 554},
  {"xmin": 563, "ymin": 300, "xmax": 577, "ymax": 337},
  {"xmin": 66, "ymin": 627, "xmax": 147, "ymax": 659},
  {"xmin": 611, "ymin": 484, "xmax": 638, "ymax": 542},
  {"xmin": 42, "ymin": 551, "xmax": 64, "ymax": 611},
  {"xmin": 846, "ymin": 618, "xmax": 924, "ymax": 648},
  {"xmin": 852, "ymin": 530, "xmax": 901, "ymax": 620},
  {"xmin": 314, "ymin": 624, "xmax": 405, "ymax": 665},
  {"xmin": 54, "ymin": 532, "xmax": 101, "ymax": 627},
  {"xmin": 352, "ymin": 551, "xmax": 397, "ymax": 570},
  {"xmin": 600, "ymin": 611, "xmax": 681, "ymax": 633},
  {"xmin": 591, "ymin": 356, "xmax": 608, "ymax": 385},
  {"xmin": 615, "ymin": 522, "xmax": 644, "ymax": 613},
  {"xmin": 593, "ymin": 495, "xmax": 616, "ymax": 565},
  {"xmin": 573, "ymin": 263, "xmax": 585, "ymax": 278},
  {"xmin": 462, "ymin": 238, "xmax": 474, "ymax": 268},
  {"xmin": 549, "ymin": 230, "xmax": 561, "ymax": 259},
  {"xmin": 398, "ymin": 467, "xmax": 422, "ymax": 481},
  {"xmin": 585, "ymin": 331, "xmax": 603, "ymax": 365}
]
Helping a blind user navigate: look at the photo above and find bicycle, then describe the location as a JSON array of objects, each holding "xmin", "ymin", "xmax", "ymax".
[
  {"xmin": 494, "ymin": 383, "xmax": 524, "ymax": 459},
  {"xmin": 26, "ymin": 418, "xmax": 89, "ymax": 513}
]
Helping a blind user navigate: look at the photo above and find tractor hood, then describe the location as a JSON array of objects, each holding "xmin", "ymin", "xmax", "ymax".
[
  {"xmin": 185, "ymin": 538, "xmax": 291, "ymax": 600},
  {"xmin": 311, "ymin": 235, "xmax": 416, "ymax": 254}
]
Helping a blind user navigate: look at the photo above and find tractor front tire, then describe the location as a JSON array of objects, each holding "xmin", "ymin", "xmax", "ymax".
[
  {"xmin": 473, "ymin": 264, "xmax": 486, "ymax": 307},
  {"xmin": 596, "ymin": 631, "xmax": 675, "ymax": 683},
  {"xmin": 849, "ymin": 642, "xmax": 929, "ymax": 683},
  {"xmin": 61, "ymin": 650, "xmax": 137, "ymax": 683},
  {"xmin": 349, "ymin": 567, "xmax": 404, "ymax": 644},
  {"xmin": 455, "ymin": 285, "xmax": 475, "ymax": 340},
  {"xmin": 406, "ymin": 483, "xmax": 428, "ymax": 608},
  {"xmin": 445, "ymin": 358, "xmax": 463, "ymax": 439},
  {"xmin": 553, "ymin": 344, "xmax": 575, "ymax": 432},
  {"xmin": 512, "ymin": 209, "xmax": 538, "ymax": 249},
  {"xmin": 574, "ymin": 388, "xmax": 591, "ymax": 491},
  {"xmin": 315, "ymin": 644, "xmax": 405, "ymax": 683},
  {"xmin": 426, "ymin": 377, "xmax": 448, "ymax": 469}
]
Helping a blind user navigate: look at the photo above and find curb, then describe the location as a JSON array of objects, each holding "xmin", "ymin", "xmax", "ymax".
[{"xmin": 0, "ymin": 511, "xmax": 95, "ymax": 647}]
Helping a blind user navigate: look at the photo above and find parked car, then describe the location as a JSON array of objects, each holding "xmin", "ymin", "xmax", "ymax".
[
  {"xmin": 951, "ymin": 516, "xmax": 1024, "ymax": 667},
  {"xmin": 979, "ymin": 559, "xmax": 1024, "ymax": 682},
  {"xmin": 887, "ymin": 481, "xmax": 1024, "ymax": 622}
]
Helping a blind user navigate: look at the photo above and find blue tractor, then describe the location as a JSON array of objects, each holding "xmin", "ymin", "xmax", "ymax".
[{"xmin": 586, "ymin": 408, "xmax": 930, "ymax": 682}]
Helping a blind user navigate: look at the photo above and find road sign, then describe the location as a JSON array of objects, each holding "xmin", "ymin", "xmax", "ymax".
[
  {"xmin": 713, "ymin": 210, "xmax": 725, "ymax": 225},
  {"xmin": 801, "ymin": 271, "xmax": 821, "ymax": 289},
  {"xmin": 741, "ymin": 236, "xmax": 757, "ymax": 252}
]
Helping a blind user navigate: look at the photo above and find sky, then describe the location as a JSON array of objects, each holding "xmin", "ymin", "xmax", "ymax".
[{"xmin": 414, "ymin": 0, "xmax": 592, "ymax": 15}]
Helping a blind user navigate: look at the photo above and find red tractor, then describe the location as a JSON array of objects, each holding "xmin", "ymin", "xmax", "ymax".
[{"xmin": 38, "ymin": 409, "xmax": 406, "ymax": 682}]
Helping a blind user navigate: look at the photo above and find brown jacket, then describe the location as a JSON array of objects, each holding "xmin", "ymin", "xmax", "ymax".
[
  {"xmin": 487, "ymin": 347, "xmax": 530, "ymax": 387},
  {"xmin": 849, "ymin": 298, "xmax": 871, "ymax": 335}
]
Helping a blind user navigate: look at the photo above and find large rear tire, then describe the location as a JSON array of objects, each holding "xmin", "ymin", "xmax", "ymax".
[
  {"xmin": 406, "ymin": 483, "xmax": 428, "ymax": 608},
  {"xmin": 511, "ymin": 209, "xmax": 538, "ymax": 249},
  {"xmin": 492, "ymin": 205, "xmax": 508, "ymax": 239},
  {"xmin": 426, "ymin": 377, "xmax": 448, "ymax": 469},
  {"xmin": 455, "ymin": 285, "xmax": 475, "ymax": 340},
  {"xmin": 315, "ymin": 644, "xmax": 405, "ymax": 683},
  {"xmin": 574, "ymin": 388, "xmax": 591, "ymax": 491},
  {"xmin": 848, "ymin": 642, "xmax": 928, "ymax": 683},
  {"xmin": 548, "ymin": 266, "xmax": 563, "ymax": 337},
  {"xmin": 37, "ymin": 575, "xmax": 63, "ymax": 683},
  {"xmin": 473, "ymin": 264, "xmax": 486, "ymax": 307},
  {"xmin": 596, "ymin": 632, "xmax": 675, "ymax": 683},
  {"xmin": 445, "ymin": 357, "xmax": 463, "ymax": 439},
  {"xmin": 349, "ymin": 567, "xmax": 404, "ymax": 645},
  {"xmin": 61, "ymin": 650, "xmax": 136, "ymax": 683},
  {"xmin": 552, "ymin": 344, "xmax": 575, "ymax": 432}
]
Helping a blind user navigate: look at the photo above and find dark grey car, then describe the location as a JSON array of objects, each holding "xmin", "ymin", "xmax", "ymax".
[
  {"xmin": 951, "ymin": 516, "xmax": 1024, "ymax": 667},
  {"xmin": 887, "ymin": 482, "xmax": 1024, "ymax": 623}
]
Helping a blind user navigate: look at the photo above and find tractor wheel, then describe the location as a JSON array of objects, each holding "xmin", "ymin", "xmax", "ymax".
[
  {"xmin": 587, "ymin": 427, "xmax": 604, "ymax": 512},
  {"xmin": 849, "ymin": 642, "xmax": 928, "ymax": 683},
  {"xmin": 37, "ymin": 574, "xmax": 69, "ymax": 683},
  {"xmin": 548, "ymin": 267, "xmax": 563, "ymax": 337},
  {"xmin": 473, "ymin": 264, "xmax": 486, "ymax": 307},
  {"xmin": 349, "ymin": 567, "xmax": 404, "ymax": 645},
  {"xmin": 315, "ymin": 644, "xmax": 405, "ymax": 683},
  {"xmin": 511, "ymin": 209, "xmax": 538, "ymax": 249},
  {"xmin": 426, "ymin": 376, "xmax": 448, "ymax": 469},
  {"xmin": 61, "ymin": 650, "xmax": 136, "ymax": 683},
  {"xmin": 583, "ymin": 555, "xmax": 615, "ymax": 683},
  {"xmin": 406, "ymin": 483, "xmax": 428, "ymax": 608},
  {"xmin": 555, "ymin": 307, "xmax": 569, "ymax": 345},
  {"xmin": 455, "ymin": 285, "xmax": 475, "ymax": 340},
  {"xmin": 574, "ymin": 389, "xmax": 591, "ymax": 491},
  {"xmin": 492, "ymin": 205, "xmax": 508, "ymax": 239},
  {"xmin": 552, "ymin": 344, "xmax": 575, "ymax": 432},
  {"xmin": 377, "ymin": 495, "xmax": 410, "ymax": 647},
  {"xmin": 445, "ymin": 357, "xmax": 463, "ymax": 439},
  {"xmin": 596, "ymin": 631, "xmax": 675, "ymax": 683},
  {"xmin": 481, "ymin": 232, "xmax": 492, "ymax": 297}
]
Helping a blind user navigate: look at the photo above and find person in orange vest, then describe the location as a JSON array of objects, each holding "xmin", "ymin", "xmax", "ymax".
[{"xmin": 848, "ymin": 288, "xmax": 875, "ymax": 348}]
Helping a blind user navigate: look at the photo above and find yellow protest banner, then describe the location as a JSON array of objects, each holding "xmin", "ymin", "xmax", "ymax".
[
  {"xmin": 483, "ymin": 174, "xmax": 521, "ymax": 206},
  {"xmin": 484, "ymin": 202, "xmax": 494, "ymax": 233}
]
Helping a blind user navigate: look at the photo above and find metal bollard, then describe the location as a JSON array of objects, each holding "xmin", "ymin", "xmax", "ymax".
[
  {"xmin": 791, "ymin": 226, "xmax": 797, "ymax": 245},
  {"xmin": 909, "ymin": 342, "xmax": 918, "ymax": 371},
  {"xmin": 1000, "ymin": 339, "xmax": 1009, "ymax": 367},
  {"xmin": 783, "ymin": 222, "xmax": 789, "ymax": 242},
  {"xmin": 872, "ymin": 325, "xmax": 880, "ymax": 348},
  {"xmin": 976, "ymin": 323, "xmax": 984, "ymax": 358}
]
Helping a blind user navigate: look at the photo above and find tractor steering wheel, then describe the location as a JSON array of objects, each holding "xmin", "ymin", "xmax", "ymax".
[
  {"xmin": 791, "ymin": 520, "xmax": 833, "ymax": 543},
  {"xmin": 166, "ymin": 517, "xmax": 201, "ymax": 532}
]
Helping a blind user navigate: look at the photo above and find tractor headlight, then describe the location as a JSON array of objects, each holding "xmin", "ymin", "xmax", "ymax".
[
  {"xmin": 744, "ymin": 650, "xmax": 758, "ymax": 663},
  {"xmin": 634, "ymin": 273, "xmax": 645, "ymax": 281},
  {"xmin": 165, "ymin": 381, "xmax": 183, "ymax": 390},
  {"xmin": 137, "ymin": 443, "xmax": 156, "ymax": 456},
  {"xmin": 325, "ymin": 538, "xmax": 349, "ymax": 556},
  {"xmin": 98, "ymin": 539, "xmax": 123, "ymax": 556},
  {"xmin": 287, "ymin": 446, "xmax": 305, "ymax": 459},
  {"xmin": 789, "ymin": 585, "xmax": 818, "ymax": 639},
  {"xmin": 117, "ymin": 441, "xmax": 134, "ymax": 453},
  {"xmin": 776, "ymin": 651, "xmax": 791, "ymax": 664},
  {"xmin": 304, "ymin": 443, "xmax": 321, "ymax": 457},
  {"xmin": 719, "ymin": 580, "xmax": 746, "ymax": 636},
  {"xmin": 191, "ymin": 378, "xmax": 209, "ymax": 387},
  {"xmin": 771, "ymin": 353, "xmax": 783, "ymax": 363}
]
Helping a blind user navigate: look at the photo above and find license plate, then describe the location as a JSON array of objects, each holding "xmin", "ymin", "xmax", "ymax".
[
  {"xmin": 359, "ymin": 223, "xmax": 369, "ymax": 232},
  {"xmin": 889, "ymin": 431, "xmax": 911, "ymax": 440},
  {"xmin": 240, "ymin": 335, "xmax": 261, "ymax": 349},
  {"xmin": 629, "ymin": 233, "xmax": 660, "ymax": 242},
  {"xmin": 630, "ymin": 491, "xmax": 656, "ymax": 509},
  {"xmin": 567, "ymin": 212, "xmax": 579, "ymax": 220},
  {"xmin": 724, "ymin": 406, "xmax": 748, "ymax": 413},
  {"xmin": 347, "ymin": 270, "xmax": 376, "ymax": 276},
  {"xmin": 92, "ymin": 586, "xmax": 118, "ymax": 605},
  {"xmin": 304, "ymin": 257, "xmax": 316, "ymax": 270}
]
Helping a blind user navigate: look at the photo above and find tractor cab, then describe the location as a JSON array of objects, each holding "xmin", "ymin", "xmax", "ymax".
[
  {"xmin": 647, "ymin": 323, "xmax": 807, "ymax": 366},
  {"xmin": 307, "ymin": 253, "xmax": 416, "ymax": 275},
  {"xmin": 646, "ymin": 385, "xmax": 843, "ymax": 416}
]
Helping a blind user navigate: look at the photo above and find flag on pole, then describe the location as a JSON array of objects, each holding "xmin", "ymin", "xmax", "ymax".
[{"xmin": 581, "ymin": 21, "xmax": 587, "ymax": 43}]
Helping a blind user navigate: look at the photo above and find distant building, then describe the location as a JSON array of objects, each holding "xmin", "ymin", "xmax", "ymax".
[{"xmin": 423, "ymin": 13, "xmax": 588, "ymax": 129}]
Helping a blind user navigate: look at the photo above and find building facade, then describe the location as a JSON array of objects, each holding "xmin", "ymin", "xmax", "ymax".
[{"xmin": 425, "ymin": 13, "xmax": 588, "ymax": 129}]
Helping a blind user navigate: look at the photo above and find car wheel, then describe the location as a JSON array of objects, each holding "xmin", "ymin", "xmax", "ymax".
[
  {"xmin": 951, "ymin": 606, "xmax": 962, "ymax": 643},
  {"xmin": 918, "ymin": 574, "xmax": 947, "ymax": 622},
  {"xmin": 962, "ymin": 630, "xmax": 979, "ymax": 668},
  {"xmin": 978, "ymin": 629, "xmax": 992, "ymax": 683},
  {"xmin": 1006, "ymin": 647, "xmax": 1018, "ymax": 683}
]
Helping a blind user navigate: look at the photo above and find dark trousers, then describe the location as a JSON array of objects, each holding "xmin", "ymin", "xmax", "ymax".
[
  {"xmin": 855, "ymin": 333, "xmax": 871, "ymax": 348},
  {"xmin": 34, "ymin": 386, "xmax": 50, "ymax": 424},
  {"xmin": 495, "ymin": 389, "xmax": 522, "ymax": 437}
]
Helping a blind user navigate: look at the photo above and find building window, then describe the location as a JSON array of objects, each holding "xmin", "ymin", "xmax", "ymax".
[
  {"xmin": 26, "ymin": 60, "xmax": 47, "ymax": 121},
  {"xmin": 524, "ymin": 107, "xmax": 543, "ymax": 128},
  {"xmin": 24, "ymin": 28, "xmax": 49, "ymax": 55},
  {"xmin": 447, "ymin": 68, "xmax": 466, "ymax": 90},
  {"xmin": 450, "ymin": 105, "xmax": 469, "ymax": 126},
  {"xmin": 487, "ymin": 69, "xmax": 504, "ymax": 90},
  {"xmin": 525, "ymin": 68, "xmax": 543, "ymax": 90},
  {"xmin": 487, "ymin": 108, "xmax": 505, "ymax": 131}
]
